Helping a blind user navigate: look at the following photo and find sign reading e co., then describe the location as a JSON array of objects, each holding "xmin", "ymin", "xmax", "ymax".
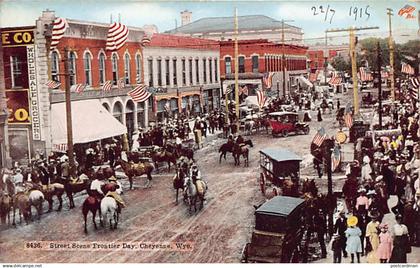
[{"xmin": 1, "ymin": 29, "xmax": 34, "ymax": 47}]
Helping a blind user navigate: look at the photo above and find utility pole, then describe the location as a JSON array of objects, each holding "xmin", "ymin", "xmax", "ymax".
[
  {"xmin": 377, "ymin": 42, "xmax": 383, "ymax": 129},
  {"xmin": 326, "ymin": 26, "xmax": 379, "ymax": 116},
  {"xmin": 324, "ymin": 31, "xmax": 328, "ymax": 85},
  {"xmin": 323, "ymin": 138, "xmax": 335, "ymax": 237},
  {"xmin": 63, "ymin": 47, "xmax": 75, "ymax": 178},
  {"xmin": 281, "ymin": 19, "xmax": 294, "ymax": 99},
  {"xmin": 387, "ymin": 8, "xmax": 395, "ymax": 101},
  {"xmin": 234, "ymin": 8, "xmax": 239, "ymax": 125}
]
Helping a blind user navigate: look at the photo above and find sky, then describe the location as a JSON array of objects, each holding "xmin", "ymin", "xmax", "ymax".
[{"xmin": 0, "ymin": 0, "xmax": 419, "ymax": 45}]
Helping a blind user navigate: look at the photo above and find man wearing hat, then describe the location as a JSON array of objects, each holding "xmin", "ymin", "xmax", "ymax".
[
  {"xmin": 104, "ymin": 173, "xmax": 125, "ymax": 209},
  {"xmin": 12, "ymin": 168, "xmax": 24, "ymax": 186},
  {"xmin": 342, "ymin": 174, "xmax": 359, "ymax": 213},
  {"xmin": 90, "ymin": 172, "xmax": 105, "ymax": 200},
  {"xmin": 334, "ymin": 211, "xmax": 348, "ymax": 258}
]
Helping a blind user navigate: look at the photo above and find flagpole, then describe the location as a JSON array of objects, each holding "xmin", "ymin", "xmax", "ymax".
[{"xmin": 234, "ymin": 8, "xmax": 240, "ymax": 127}]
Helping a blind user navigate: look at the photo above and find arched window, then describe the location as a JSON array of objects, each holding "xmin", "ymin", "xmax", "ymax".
[
  {"xmin": 124, "ymin": 53, "xmax": 131, "ymax": 84},
  {"xmin": 225, "ymin": 57, "xmax": 231, "ymax": 74},
  {"xmin": 112, "ymin": 53, "xmax": 118, "ymax": 85},
  {"xmin": 51, "ymin": 51, "xmax": 60, "ymax": 82},
  {"xmin": 135, "ymin": 54, "xmax": 142, "ymax": 84},
  {"xmin": 68, "ymin": 51, "xmax": 77, "ymax": 86},
  {"xmin": 99, "ymin": 53, "xmax": 106, "ymax": 85},
  {"xmin": 84, "ymin": 52, "xmax": 92, "ymax": 86},
  {"xmin": 238, "ymin": 56, "xmax": 245, "ymax": 73}
]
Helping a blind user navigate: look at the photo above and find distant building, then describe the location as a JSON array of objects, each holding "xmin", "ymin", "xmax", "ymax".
[
  {"xmin": 166, "ymin": 13, "xmax": 304, "ymax": 45},
  {"xmin": 307, "ymin": 44, "xmax": 349, "ymax": 71}
]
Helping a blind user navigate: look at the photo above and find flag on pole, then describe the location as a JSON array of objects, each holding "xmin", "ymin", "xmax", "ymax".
[
  {"xmin": 127, "ymin": 84, "xmax": 151, "ymax": 103},
  {"xmin": 117, "ymin": 78, "xmax": 125, "ymax": 90},
  {"xmin": 256, "ymin": 90, "xmax": 266, "ymax": 109},
  {"xmin": 102, "ymin": 80, "xmax": 113, "ymax": 91},
  {"xmin": 344, "ymin": 103, "xmax": 353, "ymax": 128},
  {"xmin": 402, "ymin": 63, "xmax": 415, "ymax": 75},
  {"xmin": 50, "ymin": 18, "xmax": 68, "ymax": 50},
  {"xmin": 312, "ymin": 127, "xmax": 327, "ymax": 147},
  {"xmin": 45, "ymin": 80, "xmax": 61, "ymax": 89},
  {"xmin": 71, "ymin": 84, "xmax": 86, "ymax": 94},
  {"xmin": 105, "ymin": 22, "xmax": 129, "ymax": 52},
  {"xmin": 328, "ymin": 71, "xmax": 342, "ymax": 85},
  {"xmin": 263, "ymin": 72, "xmax": 274, "ymax": 89},
  {"xmin": 331, "ymin": 144, "xmax": 341, "ymax": 172}
]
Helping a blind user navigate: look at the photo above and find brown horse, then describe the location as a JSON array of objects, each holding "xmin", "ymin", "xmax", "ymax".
[
  {"xmin": 82, "ymin": 196, "xmax": 101, "ymax": 234},
  {"xmin": 0, "ymin": 191, "xmax": 12, "ymax": 225},
  {"xmin": 25, "ymin": 180, "xmax": 65, "ymax": 212},
  {"xmin": 116, "ymin": 159, "xmax": 155, "ymax": 190},
  {"xmin": 301, "ymin": 178, "xmax": 318, "ymax": 197},
  {"xmin": 13, "ymin": 192, "xmax": 31, "ymax": 225},
  {"xmin": 173, "ymin": 166, "xmax": 188, "ymax": 205},
  {"xmin": 232, "ymin": 140, "xmax": 253, "ymax": 167},
  {"xmin": 151, "ymin": 150, "xmax": 177, "ymax": 172},
  {"xmin": 60, "ymin": 176, "xmax": 91, "ymax": 209}
]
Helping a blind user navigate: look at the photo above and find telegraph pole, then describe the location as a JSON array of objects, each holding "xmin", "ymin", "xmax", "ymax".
[
  {"xmin": 377, "ymin": 42, "xmax": 383, "ymax": 129},
  {"xmin": 281, "ymin": 19, "xmax": 294, "ymax": 99},
  {"xmin": 234, "ymin": 8, "xmax": 239, "ymax": 125},
  {"xmin": 387, "ymin": 8, "xmax": 395, "ymax": 101},
  {"xmin": 63, "ymin": 47, "xmax": 75, "ymax": 178},
  {"xmin": 326, "ymin": 26, "xmax": 379, "ymax": 116},
  {"xmin": 324, "ymin": 31, "xmax": 328, "ymax": 85}
]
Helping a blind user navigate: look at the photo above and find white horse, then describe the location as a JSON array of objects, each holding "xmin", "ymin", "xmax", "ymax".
[
  {"xmin": 100, "ymin": 196, "xmax": 119, "ymax": 230},
  {"xmin": 184, "ymin": 177, "xmax": 207, "ymax": 214},
  {"xmin": 244, "ymin": 120, "xmax": 256, "ymax": 136},
  {"xmin": 28, "ymin": 190, "xmax": 44, "ymax": 220}
]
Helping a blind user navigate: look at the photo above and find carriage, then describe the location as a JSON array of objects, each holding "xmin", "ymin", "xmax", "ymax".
[
  {"xmin": 268, "ymin": 112, "xmax": 309, "ymax": 137},
  {"xmin": 242, "ymin": 196, "xmax": 306, "ymax": 263},
  {"xmin": 259, "ymin": 148, "xmax": 302, "ymax": 191}
]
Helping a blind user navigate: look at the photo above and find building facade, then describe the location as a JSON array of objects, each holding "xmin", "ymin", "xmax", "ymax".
[
  {"xmin": 167, "ymin": 13, "xmax": 304, "ymax": 45},
  {"xmin": 307, "ymin": 44, "xmax": 349, "ymax": 71},
  {"xmin": 219, "ymin": 39, "xmax": 308, "ymax": 97},
  {"xmin": 143, "ymin": 34, "xmax": 221, "ymax": 121},
  {"xmin": 0, "ymin": 31, "xmax": 11, "ymax": 167}
]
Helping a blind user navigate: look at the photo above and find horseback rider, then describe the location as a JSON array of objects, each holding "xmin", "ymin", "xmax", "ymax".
[
  {"xmin": 90, "ymin": 173, "xmax": 105, "ymax": 200},
  {"xmin": 190, "ymin": 163, "xmax": 201, "ymax": 186},
  {"xmin": 236, "ymin": 135, "xmax": 245, "ymax": 146},
  {"xmin": 105, "ymin": 172, "xmax": 125, "ymax": 210}
]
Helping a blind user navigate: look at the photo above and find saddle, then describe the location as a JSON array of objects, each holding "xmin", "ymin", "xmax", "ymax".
[
  {"xmin": 131, "ymin": 162, "xmax": 145, "ymax": 170},
  {"xmin": 106, "ymin": 191, "xmax": 126, "ymax": 208},
  {"xmin": 195, "ymin": 180, "xmax": 206, "ymax": 195},
  {"xmin": 41, "ymin": 184, "xmax": 55, "ymax": 192}
]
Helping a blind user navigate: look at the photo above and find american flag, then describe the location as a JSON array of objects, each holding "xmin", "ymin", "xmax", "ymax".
[
  {"xmin": 381, "ymin": 71, "xmax": 389, "ymax": 78},
  {"xmin": 263, "ymin": 72, "xmax": 274, "ymax": 89},
  {"xmin": 50, "ymin": 18, "xmax": 68, "ymax": 50},
  {"xmin": 45, "ymin": 80, "xmax": 61, "ymax": 89},
  {"xmin": 331, "ymin": 144, "xmax": 341, "ymax": 172},
  {"xmin": 402, "ymin": 63, "xmax": 415, "ymax": 75},
  {"xmin": 344, "ymin": 103, "xmax": 353, "ymax": 128},
  {"xmin": 71, "ymin": 83, "xmax": 86, "ymax": 94},
  {"xmin": 106, "ymin": 22, "xmax": 129, "ymax": 52},
  {"xmin": 398, "ymin": 5, "xmax": 416, "ymax": 16},
  {"xmin": 312, "ymin": 127, "xmax": 327, "ymax": 147},
  {"xmin": 102, "ymin": 80, "xmax": 113, "ymax": 91},
  {"xmin": 309, "ymin": 70, "xmax": 319, "ymax": 82},
  {"xmin": 328, "ymin": 71, "xmax": 342, "ymax": 85},
  {"xmin": 127, "ymin": 84, "xmax": 151, "ymax": 103},
  {"xmin": 410, "ymin": 77, "xmax": 420, "ymax": 89},
  {"xmin": 117, "ymin": 78, "xmax": 125, "ymax": 90},
  {"xmin": 256, "ymin": 90, "xmax": 266, "ymax": 109},
  {"xmin": 359, "ymin": 67, "xmax": 373, "ymax": 81},
  {"xmin": 239, "ymin": 85, "xmax": 249, "ymax": 96}
]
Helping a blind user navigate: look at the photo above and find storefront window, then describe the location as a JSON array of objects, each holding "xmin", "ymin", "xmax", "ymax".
[
  {"xmin": 99, "ymin": 53, "xmax": 106, "ymax": 85},
  {"xmin": 51, "ymin": 52, "xmax": 60, "ymax": 83}
]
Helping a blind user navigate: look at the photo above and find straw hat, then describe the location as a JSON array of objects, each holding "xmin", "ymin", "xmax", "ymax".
[
  {"xmin": 367, "ymin": 190, "xmax": 376, "ymax": 196},
  {"xmin": 375, "ymin": 175, "xmax": 383, "ymax": 182},
  {"xmin": 347, "ymin": 216, "xmax": 358, "ymax": 227},
  {"xmin": 108, "ymin": 176, "xmax": 117, "ymax": 182}
]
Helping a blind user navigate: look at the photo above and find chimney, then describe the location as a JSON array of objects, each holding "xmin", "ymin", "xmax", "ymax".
[{"xmin": 180, "ymin": 10, "xmax": 192, "ymax": 26}]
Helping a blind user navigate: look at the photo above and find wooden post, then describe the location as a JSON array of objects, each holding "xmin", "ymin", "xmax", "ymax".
[{"xmin": 63, "ymin": 47, "xmax": 75, "ymax": 178}]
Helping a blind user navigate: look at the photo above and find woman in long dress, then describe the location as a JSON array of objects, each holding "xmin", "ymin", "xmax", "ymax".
[
  {"xmin": 390, "ymin": 214, "xmax": 410, "ymax": 263},
  {"xmin": 365, "ymin": 215, "xmax": 380, "ymax": 263},
  {"xmin": 376, "ymin": 223, "xmax": 393, "ymax": 263},
  {"xmin": 345, "ymin": 216, "xmax": 363, "ymax": 263}
]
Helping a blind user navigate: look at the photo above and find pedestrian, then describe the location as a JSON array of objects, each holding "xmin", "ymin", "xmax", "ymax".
[
  {"xmin": 377, "ymin": 223, "xmax": 393, "ymax": 263},
  {"xmin": 334, "ymin": 210, "xmax": 348, "ymax": 258},
  {"xmin": 337, "ymin": 99, "xmax": 341, "ymax": 110},
  {"xmin": 331, "ymin": 234, "xmax": 342, "ymax": 263},
  {"xmin": 365, "ymin": 211, "xmax": 380, "ymax": 263},
  {"xmin": 345, "ymin": 216, "xmax": 362, "ymax": 263},
  {"xmin": 390, "ymin": 214, "xmax": 410, "ymax": 263},
  {"xmin": 317, "ymin": 108, "xmax": 323, "ymax": 122},
  {"xmin": 355, "ymin": 188, "xmax": 369, "ymax": 215},
  {"xmin": 313, "ymin": 157, "xmax": 323, "ymax": 179}
]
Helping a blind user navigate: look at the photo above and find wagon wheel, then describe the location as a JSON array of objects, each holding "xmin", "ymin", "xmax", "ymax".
[
  {"xmin": 282, "ymin": 130, "xmax": 289, "ymax": 137},
  {"xmin": 259, "ymin": 173, "xmax": 266, "ymax": 195},
  {"xmin": 303, "ymin": 126, "xmax": 310, "ymax": 135}
]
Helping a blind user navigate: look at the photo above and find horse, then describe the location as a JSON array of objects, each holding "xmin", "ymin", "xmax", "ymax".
[
  {"xmin": 178, "ymin": 147, "xmax": 195, "ymax": 161},
  {"xmin": 232, "ymin": 140, "xmax": 253, "ymax": 167},
  {"xmin": 301, "ymin": 178, "xmax": 318, "ymax": 197},
  {"xmin": 60, "ymin": 176, "xmax": 91, "ymax": 209},
  {"xmin": 0, "ymin": 191, "xmax": 12, "ymax": 225},
  {"xmin": 82, "ymin": 195, "xmax": 101, "ymax": 234},
  {"xmin": 151, "ymin": 150, "xmax": 177, "ymax": 172},
  {"xmin": 219, "ymin": 142, "xmax": 234, "ymax": 163},
  {"xmin": 12, "ymin": 192, "xmax": 31, "ymax": 225},
  {"xmin": 28, "ymin": 190, "xmax": 44, "ymax": 220},
  {"xmin": 173, "ymin": 166, "xmax": 187, "ymax": 205},
  {"xmin": 115, "ymin": 158, "xmax": 154, "ymax": 190},
  {"xmin": 100, "ymin": 196, "xmax": 119, "ymax": 230},
  {"xmin": 244, "ymin": 120, "xmax": 256, "ymax": 136},
  {"xmin": 184, "ymin": 177, "xmax": 207, "ymax": 214}
]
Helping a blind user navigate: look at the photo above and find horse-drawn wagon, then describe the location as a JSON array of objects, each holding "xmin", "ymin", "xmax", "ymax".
[{"xmin": 242, "ymin": 196, "xmax": 306, "ymax": 263}]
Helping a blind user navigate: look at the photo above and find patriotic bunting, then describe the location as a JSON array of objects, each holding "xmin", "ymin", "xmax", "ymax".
[
  {"xmin": 328, "ymin": 72, "xmax": 342, "ymax": 85},
  {"xmin": 50, "ymin": 18, "xmax": 68, "ymax": 50},
  {"xmin": 344, "ymin": 103, "xmax": 353, "ymax": 128},
  {"xmin": 141, "ymin": 35, "xmax": 151, "ymax": 46},
  {"xmin": 45, "ymin": 80, "xmax": 61, "ymax": 89},
  {"xmin": 312, "ymin": 127, "xmax": 327, "ymax": 147},
  {"xmin": 117, "ymin": 78, "xmax": 125, "ymax": 90},
  {"xmin": 71, "ymin": 84, "xmax": 86, "ymax": 94},
  {"xmin": 106, "ymin": 22, "xmax": 129, "ymax": 52},
  {"xmin": 239, "ymin": 85, "xmax": 249, "ymax": 96},
  {"xmin": 410, "ymin": 77, "xmax": 420, "ymax": 89},
  {"xmin": 402, "ymin": 63, "xmax": 415, "ymax": 75},
  {"xmin": 127, "ymin": 84, "xmax": 151, "ymax": 103},
  {"xmin": 102, "ymin": 80, "xmax": 113, "ymax": 91},
  {"xmin": 256, "ymin": 90, "xmax": 266, "ymax": 109},
  {"xmin": 263, "ymin": 72, "xmax": 274, "ymax": 89},
  {"xmin": 331, "ymin": 145, "xmax": 341, "ymax": 172},
  {"xmin": 359, "ymin": 67, "xmax": 373, "ymax": 82},
  {"xmin": 309, "ymin": 70, "xmax": 320, "ymax": 82}
]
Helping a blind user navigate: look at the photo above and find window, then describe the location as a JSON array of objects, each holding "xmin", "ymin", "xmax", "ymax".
[
  {"xmin": 99, "ymin": 53, "xmax": 106, "ymax": 85},
  {"xmin": 182, "ymin": 59, "xmax": 186, "ymax": 86},
  {"xmin": 238, "ymin": 56, "xmax": 245, "ymax": 73},
  {"xmin": 69, "ymin": 51, "xmax": 77, "ymax": 86},
  {"xmin": 225, "ymin": 57, "xmax": 231, "ymax": 74},
  {"xmin": 195, "ymin": 59, "xmax": 199, "ymax": 84},
  {"xmin": 10, "ymin": 56, "xmax": 22, "ymax": 88},
  {"xmin": 51, "ymin": 52, "xmax": 60, "ymax": 83},
  {"xmin": 189, "ymin": 59, "xmax": 193, "ymax": 85},
  {"xmin": 112, "ymin": 53, "xmax": 118, "ymax": 85},
  {"xmin": 173, "ymin": 58, "xmax": 177, "ymax": 86},
  {"xmin": 157, "ymin": 59, "xmax": 162, "ymax": 86},
  {"xmin": 203, "ymin": 58, "xmax": 207, "ymax": 83},
  {"xmin": 148, "ymin": 59, "xmax": 153, "ymax": 87},
  {"xmin": 165, "ymin": 59, "xmax": 170, "ymax": 85},
  {"xmin": 124, "ymin": 53, "xmax": 130, "ymax": 84},
  {"xmin": 252, "ymin": 55, "xmax": 259, "ymax": 73},
  {"xmin": 84, "ymin": 53, "xmax": 92, "ymax": 86},
  {"xmin": 135, "ymin": 54, "xmax": 142, "ymax": 84},
  {"xmin": 214, "ymin": 58, "xmax": 218, "ymax": 82},
  {"xmin": 209, "ymin": 59, "xmax": 213, "ymax": 83}
]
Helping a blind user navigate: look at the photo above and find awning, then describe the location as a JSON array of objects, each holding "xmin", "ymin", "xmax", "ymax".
[
  {"xmin": 51, "ymin": 99, "xmax": 127, "ymax": 148},
  {"xmin": 298, "ymin": 76, "xmax": 313, "ymax": 88}
]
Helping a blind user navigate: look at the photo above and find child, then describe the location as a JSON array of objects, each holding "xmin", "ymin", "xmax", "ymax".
[
  {"xmin": 331, "ymin": 234, "xmax": 342, "ymax": 263},
  {"xmin": 377, "ymin": 223, "xmax": 393, "ymax": 263}
]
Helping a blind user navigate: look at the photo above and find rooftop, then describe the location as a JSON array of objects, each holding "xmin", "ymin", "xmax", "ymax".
[
  {"xmin": 166, "ymin": 15, "xmax": 300, "ymax": 34},
  {"xmin": 147, "ymin": 33, "xmax": 219, "ymax": 49}
]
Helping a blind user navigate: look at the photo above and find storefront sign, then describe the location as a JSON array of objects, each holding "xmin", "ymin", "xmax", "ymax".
[
  {"xmin": 27, "ymin": 45, "xmax": 41, "ymax": 140},
  {"xmin": 6, "ymin": 90, "xmax": 30, "ymax": 124},
  {"xmin": 1, "ymin": 29, "xmax": 34, "ymax": 47}
]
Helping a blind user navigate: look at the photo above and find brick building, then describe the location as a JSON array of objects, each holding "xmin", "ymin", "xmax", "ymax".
[
  {"xmin": 0, "ymin": 30, "xmax": 11, "ymax": 167},
  {"xmin": 307, "ymin": 44, "xmax": 349, "ymax": 72},
  {"xmin": 219, "ymin": 39, "xmax": 308, "ymax": 98}
]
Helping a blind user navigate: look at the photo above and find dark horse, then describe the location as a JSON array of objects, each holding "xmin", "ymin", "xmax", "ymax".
[
  {"xmin": 219, "ymin": 141, "xmax": 234, "ymax": 163},
  {"xmin": 82, "ymin": 195, "xmax": 100, "ymax": 234},
  {"xmin": 151, "ymin": 150, "xmax": 177, "ymax": 172},
  {"xmin": 173, "ymin": 163, "xmax": 188, "ymax": 205},
  {"xmin": 232, "ymin": 140, "xmax": 254, "ymax": 167},
  {"xmin": 58, "ymin": 175, "xmax": 91, "ymax": 209}
]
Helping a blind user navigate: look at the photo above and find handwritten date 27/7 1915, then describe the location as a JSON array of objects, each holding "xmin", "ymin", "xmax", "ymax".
[{"xmin": 311, "ymin": 5, "xmax": 371, "ymax": 24}]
